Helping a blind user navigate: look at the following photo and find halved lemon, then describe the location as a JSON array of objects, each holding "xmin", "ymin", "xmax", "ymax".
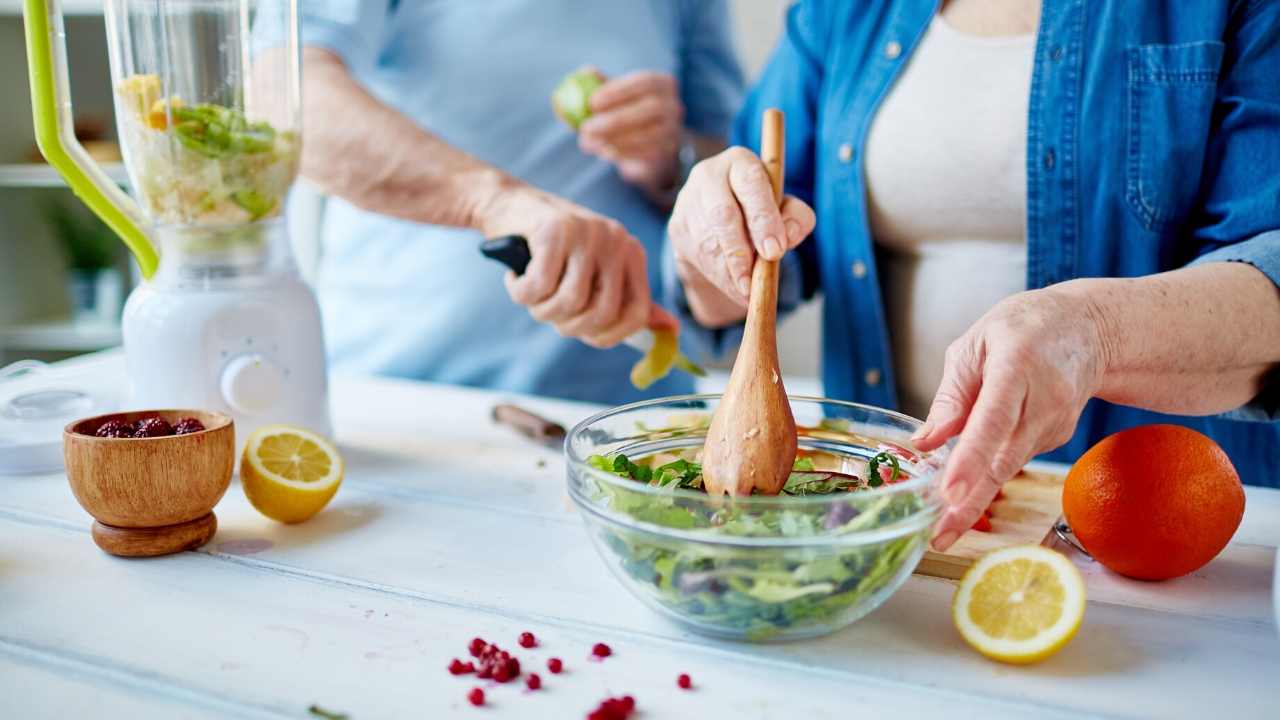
[
  {"xmin": 952, "ymin": 545, "xmax": 1086, "ymax": 664},
  {"xmin": 240, "ymin": 425, "xmax": 344, "ymax": 523}
]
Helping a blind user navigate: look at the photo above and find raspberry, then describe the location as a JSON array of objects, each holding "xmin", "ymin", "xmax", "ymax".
[
  {"xmin": 677, "ymin": 673, "xmax": 692, "ymax": 689},
  {"xmin": 173, "ymin": 417, "xmax": 206, "ymax": 435},
  {"xmin": 525, "ymin": 673, "xmax": 541, "ymax": 690},
  {"xmin": 133, "ymin": 417, "xmax": 174, "ymax": 438},
  {"xmin": 518, "ymin": 631, "xmax": 537, "ymax": 648},
  {"xmin": 547, "ymin": 657, "xmax": 563, "ymax": 674},
  {"xmin": 467, "ymin": 688, "xmax": 484, "ymax": 707},
  {"xmin": 94, "ymin": 419, "xmax": 133, "ymax": 438},
  {"xmin": 591, "ymin": 643, "xmax": 611, "ymax": 658}
]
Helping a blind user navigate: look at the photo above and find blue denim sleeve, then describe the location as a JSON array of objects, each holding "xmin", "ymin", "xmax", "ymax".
[
  {"xmin": 1185, "ymin": 0, "xmax": 1280, "ymax": 422},
  {"xmin": 676, "ymin": 0, "xmax": 745, "ymax": 138},
  {"xmin": 667, "ymin": 1, "xmax": 830, "ymax": 363},
  {"xmin": 1189, "ymin": 230, "xmax": 1280, "ymax": 422},
  {"xmin": 300, "ymin": 0, "xmax": 392, "ymax": 74}
]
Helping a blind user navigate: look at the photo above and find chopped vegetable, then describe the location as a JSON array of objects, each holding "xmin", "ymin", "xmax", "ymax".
[
  {"xmin": 582, "ymin": 446, "xmax": 928, "ymax": 640},
  {"xmin": 552, "ymin": 69, "xmax": 605, "ymax": 130},
  {"xmin": 307, "ymin": 705, "xmax": 349, "ymax": 720}
]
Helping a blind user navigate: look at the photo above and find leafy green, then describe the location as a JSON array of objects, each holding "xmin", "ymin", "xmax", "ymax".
[
  {"xmin": 867, "ymin": 451, "xmax": 901, "ymax": 488},
  {"xmin": 583, "ymin": 449, "xmax": 928, "ymax": 640},
  {"xmin": 792, "ymin": 456, "xmax": 816, "ymax": 471},
  {"xmin": 172, "ymin": 103, "xmax": 277, "ymax": 159}
]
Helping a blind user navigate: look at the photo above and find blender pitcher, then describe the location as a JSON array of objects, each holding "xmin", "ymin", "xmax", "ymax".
[{"xmin": 24, "ymin": 0, "xmax": 331, "ymax": 445}]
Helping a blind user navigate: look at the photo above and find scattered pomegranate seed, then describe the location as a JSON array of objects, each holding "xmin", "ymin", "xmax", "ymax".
[
  {"xmin": 469, "ymin": 637, "xmax": 487, "ymax": 657},
  {"xmin": 547, "ymin": 657, "xmax": 563, "ymax": 674},
  {"xmin": 448, "ymin": 659, "xmax": 475, "ymax": 675},
  {"xmin": 493, "ymin": 665, "xmax": 512, "ymax": 683},
  {"xmin": 526, "ymin": 673, "xmax": 541, "ymax": 690},
  {"xmin": 591, "ymin": 643, "xmax": 612, "ymax": 658},
  {"xmin": 467, "ymin": 688, "xmax": 485, "ymax": 707},
  {"xmin": 677, "ymin": 673, "xmax": 692, "ymax": 689},
  {"xmin": 518, "ymin": 631, "xmax": 537, "ymax": 648},
  {"xmin": 586, "ymin": 695, "xmax": 636, "ymax": 720}
]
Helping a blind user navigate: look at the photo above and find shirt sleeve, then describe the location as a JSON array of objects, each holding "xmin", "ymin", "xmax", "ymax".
[
  {"xmin": 300, "ymin": 0, "xmax": 393, "ymax": 74},
  {"xmin": 666, "ymin": 0, "xmax": 831, "ymax": 362},
  {"xmin": 676, "ymin": 0, "xmax": 746, "ymax": 138},
  {"xmin": 1185, "ymin": 1, "xmax": 1280, "ymax": 421}
]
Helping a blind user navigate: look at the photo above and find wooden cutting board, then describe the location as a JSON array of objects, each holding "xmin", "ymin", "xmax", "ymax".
[{"xmin": 914, "ymin": 468, "xmax": 1066, "ymax": 580}]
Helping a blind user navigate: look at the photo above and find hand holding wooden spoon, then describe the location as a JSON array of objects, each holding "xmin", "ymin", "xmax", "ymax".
[{"xmin": 699, "ymin": 109, "xmax": 798, "ymax": 496}]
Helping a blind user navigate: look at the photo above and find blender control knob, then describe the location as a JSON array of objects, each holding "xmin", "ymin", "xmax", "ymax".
[{"xmin": 220, "ymin": 354, "xmax": 283, "ymax": 415}]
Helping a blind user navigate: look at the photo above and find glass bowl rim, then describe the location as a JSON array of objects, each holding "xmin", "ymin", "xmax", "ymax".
[{"xmin": 565, "ymin": 393, "xmax": 946, "ymax": 549}]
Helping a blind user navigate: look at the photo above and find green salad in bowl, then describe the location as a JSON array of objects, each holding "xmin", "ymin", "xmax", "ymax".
[{"xmin": 566, "ymin": 395, "xmax": 945, "ymax": 642}]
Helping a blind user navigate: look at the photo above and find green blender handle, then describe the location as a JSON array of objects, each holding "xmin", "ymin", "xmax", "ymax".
[{"xmin": 23, "ymin": 0, "xmax": 158, "ymax": 279}]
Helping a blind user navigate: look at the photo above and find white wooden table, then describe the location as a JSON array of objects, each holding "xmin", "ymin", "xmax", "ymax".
[{"xmin": 3, "ymin": 353, "xmax": 1278, "ymax": 719}]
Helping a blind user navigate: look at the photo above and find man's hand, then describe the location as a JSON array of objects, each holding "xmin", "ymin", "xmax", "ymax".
[
  {"xmin": 477, "ymin": 186, "xmax": 676, "ymax": 347},
  {"xmin": 579, "ymin": 70, "xmax": 686, "ymax": 194}
]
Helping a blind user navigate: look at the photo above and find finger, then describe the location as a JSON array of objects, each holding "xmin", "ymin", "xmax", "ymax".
[
  {"xmin": 561, "ymin": 252, "xmax": 625, "ymax": 339},
  {"xmin": 779, "ymin": 196, "xmax": 816, "ymax": 251},
  {"xmin": 930, "ymin": 372, "xmax": 1027, "ymax": 550},
  {"xmin": 727, "ymin": 154, "xmax": 787, "ymax": 261},
  {"xmin": 913, "ymin": 338, "xmax": 985, "ymax": 451},
  {"xmin": 580, "ymin": 96, "xmax": 674, "ymax": 144},
  {"xmin": 508, "ymin": 229, "xmax": 568, "ymax": 306},
  {"xmin": 582, "ymin": 264, "xmax": 650, "ymax": 348},
  {"xmin": 582, "ymin": 128, "xmax": 679, "ymax": 160},
  {"xmin": 932, "ymin": 407, "xmax": 1040, "ymax": 551},
  {"xmin": 695, "ymin": 172, "xmax": 754, "ymax": 303},
  {"xmin": 648, "ymin": 302, "xmax": 679, "ymax": 332},
  {"xmin": 589, "ymin": 71, "xmax": 674, "ymax": 112},
  {"xmin": 529, "ymin": 252, "xmax": 593, "ymax": 322}
]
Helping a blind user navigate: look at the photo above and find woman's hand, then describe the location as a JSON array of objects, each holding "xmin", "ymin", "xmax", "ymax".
[
  {"xmin": 667, "ymin": 147, "xmax": 816, "ymax": 327},
  {"xmin": 478, "ymin": 186, "xmax": 676, "ymax": 347},
  {"xmin": 912, "ymin": 287, "xmax": 1111, "ymax": 551},
  {"xmin": 578, "ymin": 71, "xmax": 686, "ymax": 194}
]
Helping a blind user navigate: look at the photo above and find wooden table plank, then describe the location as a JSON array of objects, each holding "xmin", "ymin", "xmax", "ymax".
[{"xmin": 0, "ymin": 518, "xmax": 1070, "ymax": 720}]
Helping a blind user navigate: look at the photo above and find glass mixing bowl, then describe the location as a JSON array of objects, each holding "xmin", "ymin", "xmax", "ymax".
[{"xmin": 566, "ymin": 395, "xmax": 947, "ymax": 642}]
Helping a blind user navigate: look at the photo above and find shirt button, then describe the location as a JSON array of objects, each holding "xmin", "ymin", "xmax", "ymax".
[
  {"xmin": 1043, "ymin": 148, "xmax": 1056, "ymax": 170},
  {"xmin": 864, "ymin": 368, "xmax": 882, "ymax": 386},
  {"xmin": 838, "ymin": 143, "xmax": 854, "ymax": 163},
  {"xmin": 1051, "ymin": 45, "xmax": 1065, "ymax": 61},
  {"xmin": 851, "ymin": 260, "xmax": 867, "ymax": 279},
  {"xmin": 884, "ymin": 40, "xmax": 902, "ymax": 59}
]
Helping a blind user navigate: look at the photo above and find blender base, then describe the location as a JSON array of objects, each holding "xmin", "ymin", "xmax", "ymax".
[{"xmin": 91, "ymin": 513, "xmax": 218, "ymax": 557}]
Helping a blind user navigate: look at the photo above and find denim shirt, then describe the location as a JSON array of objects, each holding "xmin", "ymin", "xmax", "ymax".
[{"xmin": 670, "ymin": 0, "xmax": 1280, "ymax": 485}]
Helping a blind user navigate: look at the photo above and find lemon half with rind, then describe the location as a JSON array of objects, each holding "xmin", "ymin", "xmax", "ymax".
[
  {"xmin": 952, "ymin": 545, "xmax": 1086, "ymax": 665},
  {"xmin": 241, "ymin": 425, "xmax": 344, "ymax": 524}
]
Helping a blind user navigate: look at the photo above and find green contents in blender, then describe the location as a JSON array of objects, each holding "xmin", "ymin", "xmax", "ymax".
[{"xmin": 116, "ymin": 74, "xmax": 298, "ymax": 225}]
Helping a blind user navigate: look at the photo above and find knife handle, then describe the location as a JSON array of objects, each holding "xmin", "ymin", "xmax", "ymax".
[
  {"xmin": 492, "ymin": 403, "xmax": 566, "ymax": 444},
  {"xmin": 480, "ymin": 235, "xmax": 532, "ymax": 276}
]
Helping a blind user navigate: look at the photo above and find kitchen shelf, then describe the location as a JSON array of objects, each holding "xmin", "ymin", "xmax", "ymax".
[
  {"xmin": 0, "ymin": 0, "xmax": 103, "ymax": 15},
  {"xmin": 0, "ymin": 319, "xmax": 120, "ymax": 352},
  {"xmin": 0, "ymin": 163, "xmax": 128, "ymax": 188}
]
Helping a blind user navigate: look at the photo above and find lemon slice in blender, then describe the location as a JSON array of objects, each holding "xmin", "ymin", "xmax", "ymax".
[
  {"xmin": 952, "ymin": 545, "xmax": 1086, "ymax": 664},
  {"xmin": 241, "ymin": 425, "xmax": 343, "ymax": 523}
]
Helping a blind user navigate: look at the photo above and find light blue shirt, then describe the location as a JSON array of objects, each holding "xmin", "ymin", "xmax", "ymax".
[{"xmin": 301, "ymin": 0, "xmax": 743, "ymax": 404}]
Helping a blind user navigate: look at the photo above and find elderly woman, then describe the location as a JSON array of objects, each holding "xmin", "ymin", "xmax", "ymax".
[{"xmin": 667, "ymin": 0, "xmax": 1280, "ymax": 549}]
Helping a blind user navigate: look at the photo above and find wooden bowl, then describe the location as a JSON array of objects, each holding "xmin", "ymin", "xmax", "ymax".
[{"xmin": 64, "ymin": 410, "xmax": 234, "ymax": 557}]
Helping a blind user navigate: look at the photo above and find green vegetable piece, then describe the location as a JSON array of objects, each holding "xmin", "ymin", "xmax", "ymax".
[
  {"xmin": 552, "ymin": 69, "xmax": 605, "ymax": 130},
  {"xmin": 308, "ymin": 705, "xmax": 349, "ymax": 720},
  {"xmin": 231, "ymin": 189, "xmax": 278, "ymax": 221},
  {"xmin": 867, "ymin": 451, "xmax": 901, "ymax": 488},
  {"xmin": 745, "ymin": 579, "xmax": 837, "ymax": 604},
  {"xmin": 792, "ymin": 456, "xmax": 816, "ymax": 471}
]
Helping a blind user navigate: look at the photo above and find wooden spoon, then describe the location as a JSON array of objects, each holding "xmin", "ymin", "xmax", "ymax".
[{"xmin": 701, "ymin": 108, "xmax": 798, "ymax": 496}]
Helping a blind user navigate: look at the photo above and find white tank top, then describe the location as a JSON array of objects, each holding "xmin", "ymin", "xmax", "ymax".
[{"xmin": 864, "ymin": 15, "xmax": 1035, "ymax": 419}]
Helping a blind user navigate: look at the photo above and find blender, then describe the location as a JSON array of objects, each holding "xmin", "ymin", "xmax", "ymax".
[{"xmin": 23, "ymin": 0, "xmax": 330, "ymax": 446}]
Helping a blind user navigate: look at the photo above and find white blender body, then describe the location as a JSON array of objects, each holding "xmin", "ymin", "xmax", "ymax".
[
  {"xmin": 25, "ymin": 0, "xmax": 331, "ymax": 442},
  {"xmin": 122, "ymin": 224, "xmax": 331, "ymax": 444}
]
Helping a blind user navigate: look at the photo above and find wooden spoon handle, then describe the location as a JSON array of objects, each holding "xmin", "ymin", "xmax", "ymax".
[{"xmin": 746, "ymin": 109, "xmax": 786, "ymax": 341}]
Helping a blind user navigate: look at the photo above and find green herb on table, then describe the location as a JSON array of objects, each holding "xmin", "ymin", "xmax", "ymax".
[{"xmin": 308, "ymin": 705, "xmax": 349, "ymax": 720}]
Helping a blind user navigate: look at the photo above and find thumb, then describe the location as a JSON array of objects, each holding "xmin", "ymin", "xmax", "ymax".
[
  {"xmin": 647, "ymin": 302, "xmax": 679, "ymax": 332},
  {"xmin": 913, "ymin": 339, "xmax": 983, "ymax": 451}
]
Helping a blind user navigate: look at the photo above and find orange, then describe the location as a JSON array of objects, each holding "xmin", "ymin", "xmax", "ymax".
[{"xmin": 1063, "ymin": 424, "xmax": 1244, "ymax": 581}]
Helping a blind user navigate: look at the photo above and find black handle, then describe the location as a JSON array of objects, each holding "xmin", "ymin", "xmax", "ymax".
[{"xmin": 480, "ymin": 235, "xmax": 532, "ymax": 276}]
